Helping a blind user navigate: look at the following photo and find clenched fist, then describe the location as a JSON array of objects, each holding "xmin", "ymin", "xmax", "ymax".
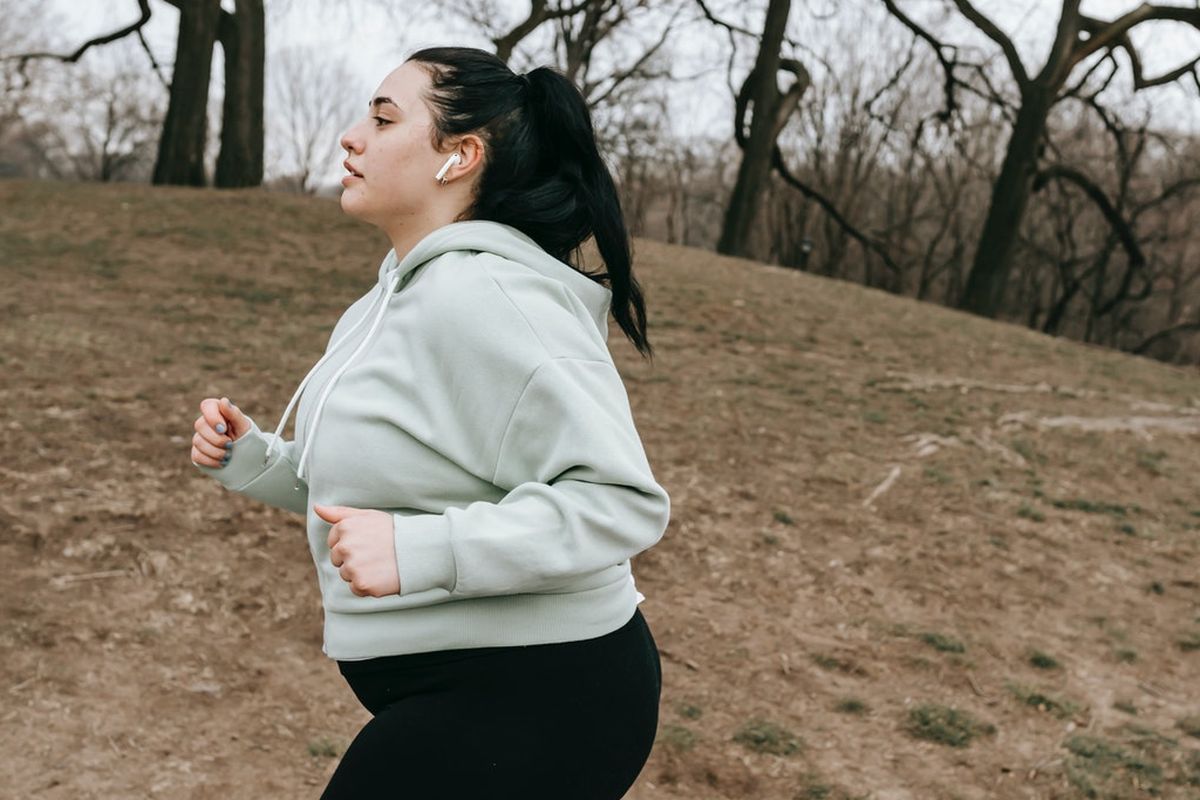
[
  {"xmin": 315, "ymin": 503, "xmax": 401, "ymax": 597},
  {"xmin": 191, "ymin": 397, "xmax": 250, "ymax": 468}
]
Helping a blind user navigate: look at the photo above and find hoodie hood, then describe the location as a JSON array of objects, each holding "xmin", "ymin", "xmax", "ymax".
[{"xmin": 262, "ymin": 220, "xmax": 614, "ymax": 487}]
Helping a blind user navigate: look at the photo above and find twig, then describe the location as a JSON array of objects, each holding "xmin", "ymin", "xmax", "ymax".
[
  {"xmin": 52, "ymin": 568, "xmax": 134, "ymax": 586},
  {"xmin": 862, "ymin": 466, "xmax": 901, "ymax": 508},
  {"xmin": 658, "ymin": 647, "xmax": 700, "ymax": 671}
]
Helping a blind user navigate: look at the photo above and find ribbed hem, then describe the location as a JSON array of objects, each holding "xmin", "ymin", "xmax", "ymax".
[{"xmin": 323, "ymin": 572, "xmax": 641, "ymax": 660}]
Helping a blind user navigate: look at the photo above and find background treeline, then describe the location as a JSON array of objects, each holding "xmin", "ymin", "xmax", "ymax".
[{"xmin": 3, "ymin": 0, "xmax": 1199, "ymax": 365}]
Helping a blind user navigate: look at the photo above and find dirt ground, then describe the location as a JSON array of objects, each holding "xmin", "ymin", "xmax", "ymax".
[{"xmin": 1, "ymin": 178, "xmax": 1198, "ymax": 799}]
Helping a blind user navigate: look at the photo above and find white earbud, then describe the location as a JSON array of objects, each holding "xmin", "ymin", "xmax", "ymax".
[{"xmin": 435, "ymin": 153, "xmax": 463, "ymax": 183}]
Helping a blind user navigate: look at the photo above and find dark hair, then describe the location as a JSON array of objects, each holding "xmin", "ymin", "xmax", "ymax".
[{"xmin": 404, "ymin": 46, "xmax": 653, "ymax": 361}]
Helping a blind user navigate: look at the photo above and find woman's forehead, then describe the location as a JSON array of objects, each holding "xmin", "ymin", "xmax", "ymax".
[{"xmin": 374, "ymin": 62, "xmax": 427, "ymax": 101}]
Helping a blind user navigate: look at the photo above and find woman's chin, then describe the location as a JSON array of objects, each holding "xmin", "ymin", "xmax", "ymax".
[{"xmin": 339, "ymin": 191, "xmax": 364, "ymax": 216}]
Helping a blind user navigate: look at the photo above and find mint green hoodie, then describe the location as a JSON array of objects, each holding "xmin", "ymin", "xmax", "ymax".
[{"xmin": 193, "ymin": 220, "xmax": 669, "ymax": 660}]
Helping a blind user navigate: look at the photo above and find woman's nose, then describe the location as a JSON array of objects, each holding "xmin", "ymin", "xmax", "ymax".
[{"xmin": 340, "ymin": 124, "xmax": 363, "ymax": 154}]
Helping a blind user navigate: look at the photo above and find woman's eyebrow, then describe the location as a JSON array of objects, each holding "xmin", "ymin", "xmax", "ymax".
[{"xmin": 369, "ymin": 96, "xmax": 401, "ymax": 111}]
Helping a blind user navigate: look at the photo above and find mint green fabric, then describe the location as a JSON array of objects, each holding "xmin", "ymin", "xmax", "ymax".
[{"xmin": 194, "ymin": 221, "xmax": 668, "ymax": 660}]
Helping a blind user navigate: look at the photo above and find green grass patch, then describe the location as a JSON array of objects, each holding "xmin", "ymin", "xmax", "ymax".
[
  {"xmin": 1067, "ymin": 723, "xmax": 1200, "ymax": 794},
  {"xmin": 1028, "ymin": 650, "xmax": 1060, "ymax": 670},
  {"xmin": 1007, "ymin": 682, "xmax": 1081, "ymax": 719},
  {"xmin": 307, "ymin": 736, "xmax": 339, "ymax": 758},
  {"xmin": 1113, "ymin": 699, "xmax": 1137, "ymax": 715},
  {"xmin": 1064, "ymin": 734, "xmax": 1163, "ymax": 797},
  {"xmin": 833, "ymin": 697, "xmax": 869, "ymax": 714},
  {"xmin": 1048, "ymin": 497, "xmax": 1137, "ymax": 517},
  {"xmin": 1010, "ymin": 437, "xmax": 1043, "ymax": 464},
  {"xmin": 1114, "ymin": 648, "xmax": 1138, "ymax": 664},
  {"xmin": 1176, "ymin": 715, "xmax": 1200, "ymax": 739},
  {"xmin": 1017, "ymin": 503, "xmax": 1046, "ymax": 521},
  {"xmin": 1178, "ymin": 630, "xmax": 1200, "ymax": 652},
  {"xmin": 810, "ymin": 652, "xmax": 868, "ymax": 676},
  {"xmin": 732, "ymin": 717, "xmax": 803, "ymax": 755},
  {"xmin": 660, "ymin": 723, "xmax": 698, "ymax": 751},
  {"xmin": 903, "ymin": 704, "xmax": 995, "ymax": 748},
  {"xmin": 1135, "ymin": 448, "xmax": 1168, "ymax": 476},
  {"xmin": 923, "ymin": 466, "xmax": 951, "ymax": 484},
  {"xmin": 794, "ymin": 773, "xmax": 836, "ymax": 799},
  {"xmin": 919, "ymin": 631, "xmax": 966, "ymax": 653}
]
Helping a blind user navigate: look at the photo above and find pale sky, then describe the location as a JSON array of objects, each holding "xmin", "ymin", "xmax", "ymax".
[{"xmin": 43, "ymin": 0, "xmax": 1200, "ymax": 187}]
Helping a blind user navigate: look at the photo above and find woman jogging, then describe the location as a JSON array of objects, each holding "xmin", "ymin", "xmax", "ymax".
[{"xmin": 188, "ymin": 46, "xmax": 669, "ymax": 799}]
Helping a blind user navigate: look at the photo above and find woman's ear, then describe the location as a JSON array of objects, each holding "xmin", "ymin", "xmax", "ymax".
[{"xmin": 456, "ymin": 135, "xmax": 485, "ymax": 176}]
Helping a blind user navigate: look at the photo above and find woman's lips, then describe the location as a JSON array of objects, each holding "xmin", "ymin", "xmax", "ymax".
[{"xmin": 341, "ymin": 174, "xmax": 362, "ymax": 185}]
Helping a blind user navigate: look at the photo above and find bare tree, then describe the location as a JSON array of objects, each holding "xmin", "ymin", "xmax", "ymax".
[
  {"xmin": 712, "ymin": 0, "xmax": 799, "ymax": 257},
  {"xmin": 0, "ymin": 5, "xmax": 163, "ymax": 181},
  {"xmin": 413, "ymin": 0, "xmax": 687, "ymax": 110},
  {"xmin": 0, "ymin": 0, "xmax": 61, "ymax": 171},
  {"xmin": 881, "ymin": 0, "xmax": 1200, "ymax": 319},
  {"xmin": 265, "ymin": 45, "xmax": 360, "ymax": 194},
  {"xmin": 215, "ymin": 0, "xmax": 266, "ymax": 187},
  {"xmin": 5, "ymin": 0, "xmax": 268, "ymax": 187}
]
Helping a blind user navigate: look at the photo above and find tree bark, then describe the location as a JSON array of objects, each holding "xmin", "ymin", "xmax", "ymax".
[
  {"xmin": 152, "ymin": 0, "xmax": 222, "ymax": 186},
  {"xmin": 956, "ymin": 87, "xmax": 1052, "ymax": 317},
  {"xmin": 215, "ymin": 0, "xmax": 265, "ymax": 188},
  {"xmin": 716, "ymin": 0, "xmax": 792, "ymax": 258}
]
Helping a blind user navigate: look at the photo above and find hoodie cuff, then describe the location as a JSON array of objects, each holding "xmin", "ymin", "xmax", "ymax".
[
  {"xmin": 393, "ymin": 513, "xmax": 457, "ymax": 595},
  {"xmin": 192, "ymin": 414, "xmax": 270, "ymax": 490}
]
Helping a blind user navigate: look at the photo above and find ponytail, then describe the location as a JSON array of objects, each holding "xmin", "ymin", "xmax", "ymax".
[{"xmin": 406, "ymin": 47, "xmax": 654, "ymax": 361}]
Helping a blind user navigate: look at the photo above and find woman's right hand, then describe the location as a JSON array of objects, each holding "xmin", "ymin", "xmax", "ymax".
[{"xmin": 191, "ymin": 396, "xmax": 251, "ymax": 468}]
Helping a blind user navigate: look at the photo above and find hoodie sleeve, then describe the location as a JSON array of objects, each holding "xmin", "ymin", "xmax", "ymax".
[
  {"xmin": 192, "ymin": 413, "xmax": 309, "ymax": 516},
  {"xmin": 391, "ymin": 357, "xmax": 670, "ymax": 598}
]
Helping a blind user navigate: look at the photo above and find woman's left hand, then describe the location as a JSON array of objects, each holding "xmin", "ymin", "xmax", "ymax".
[{"xmin": 314, "ymin": 504, "xmax": 401, "ymax": 597}]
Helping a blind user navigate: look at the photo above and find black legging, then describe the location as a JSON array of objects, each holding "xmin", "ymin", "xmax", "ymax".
[{"xmin": 321, "ymin": 607, "xmax": 662, "ymax": 799}]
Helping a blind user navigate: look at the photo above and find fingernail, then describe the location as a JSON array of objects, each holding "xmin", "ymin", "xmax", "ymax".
[
  {"xmin": 221, "ymin": 454, "xmax": 231, "ymax": 465},
  {"xmin": 224, "ymin": 441, "xmax": 233, "ymax": 450},
  {"xmin": 216, "ymin": 422, "xmax": 226, "ymax": 434}
]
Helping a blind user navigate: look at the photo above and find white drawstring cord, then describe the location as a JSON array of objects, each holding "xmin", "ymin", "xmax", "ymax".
[
  {"xmin": 262, "ymin": 271, "xmax": 393, "ymax": 469},
  {"xmin": 293, "ymin": 271, "xmax": 402, "ymax": 486}
]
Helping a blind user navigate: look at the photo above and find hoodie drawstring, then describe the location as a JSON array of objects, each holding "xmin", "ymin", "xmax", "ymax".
[
  {"xmin": 261, "ymin": 270, "xmax": 401, "ymax": 488},
  {"xmin": 292, "ymin": 271, "xmax": 402, "ymax": 485}
]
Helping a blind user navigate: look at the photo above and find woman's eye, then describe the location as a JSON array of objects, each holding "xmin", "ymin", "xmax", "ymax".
[{"xmin": 373, "ymin": 116, "xmax": 390, "ymax": 127}]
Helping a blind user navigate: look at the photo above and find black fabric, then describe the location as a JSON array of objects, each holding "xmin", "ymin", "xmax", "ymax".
[{"xmin": 321, "ymin": 607, "xmax": 662, "ymax": 799}]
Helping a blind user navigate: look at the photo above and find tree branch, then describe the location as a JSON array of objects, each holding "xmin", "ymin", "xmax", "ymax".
[
  {"xmin": 1073, "ymin": 4, "xmax": 1200, "ymax": 78},
  {"xmin": 878, "ymin": 0, "xmax": 962, "ymax": 120},
  {"xmin": 584, "ymin": 7, "xmax": 677, "ymax": 106},
  {"xmin": 949, "ymin": 0, "xmax": 1029, "ymax": 86},
  {"xmin": 1132, "ymin": 320, "xmax": 1200, "ymax": 354},
  {"xmin": 770, "ymin": 145, "xmax": 901, "ymax": 275},
  {"xmin": 1033, "ymin": 164, "xmax": 1145, "ymax": 271},
  {"xmin": 493, "ymin": 0, "xmax": 594, "ymax": 64},
  {"xmin": 2, "ymin": 0, "xmax": 154, "ymax": 90}
]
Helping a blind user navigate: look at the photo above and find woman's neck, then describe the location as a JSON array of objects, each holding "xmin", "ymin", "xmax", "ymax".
[{"xmin": 384, "ymin": 203, "xmax": 468, "ymax": 263}]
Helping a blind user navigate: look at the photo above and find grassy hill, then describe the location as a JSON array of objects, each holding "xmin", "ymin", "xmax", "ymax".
[{"xmin": 1, "ymin": 177, "xmax": 1198, "ymax": 799}]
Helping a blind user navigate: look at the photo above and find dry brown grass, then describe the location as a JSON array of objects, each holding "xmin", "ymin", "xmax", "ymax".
[{"xmin": 2, "ymin": 177, "xmax": 1198, "ymax": 799}]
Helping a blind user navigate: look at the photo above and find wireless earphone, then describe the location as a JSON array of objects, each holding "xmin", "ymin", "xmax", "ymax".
[{"xmin": 435, "ymin": 153, "xmax": 463, "ymax": 184}]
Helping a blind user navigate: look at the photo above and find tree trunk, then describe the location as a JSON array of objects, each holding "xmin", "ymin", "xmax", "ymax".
[
  {"xmin": 716, "ymin": 0, "xmax": 792, "ymax": 258},
  {"xmin": 956, "ymin": 88, "xmax": 1052, "ymax": 318},
  {"xmin": 215, "ymin": 0, "xmax": 265, "ymax": 188},
  {"xmin": 152, "ymin": 0, "xmax": 222, "ymax": 186}
]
